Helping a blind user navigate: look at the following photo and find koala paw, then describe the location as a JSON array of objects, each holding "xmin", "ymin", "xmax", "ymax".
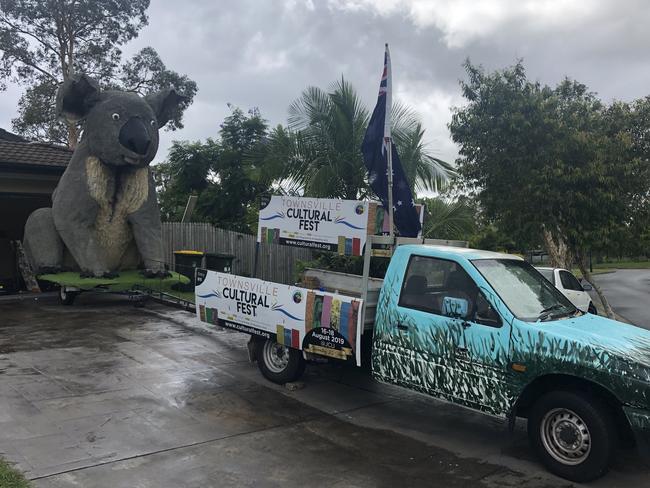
[{"xmin": 141, "ymin": 269, "xmax": 171, "ymax": 279}]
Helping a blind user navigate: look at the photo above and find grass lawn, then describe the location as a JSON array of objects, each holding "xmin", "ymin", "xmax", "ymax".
[
  {"xmin": 0, "ymin": 459, "xmax": 30, "ymax": 488},
  {"xmin": 593, "ymin": 260, "xmax": 650, "ymax": 270},
  {"xmin": 572, "ymin": 259, "xmax": 650, "ymax": 278}
]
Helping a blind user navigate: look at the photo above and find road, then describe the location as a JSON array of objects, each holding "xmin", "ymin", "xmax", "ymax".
[
  {"xmin": 1, "ymin": 295, "xmax": 648, "ymax": 487},
  {"xmin": 589, "ymin": 269, "xmax": 650, "ymax": 329}
]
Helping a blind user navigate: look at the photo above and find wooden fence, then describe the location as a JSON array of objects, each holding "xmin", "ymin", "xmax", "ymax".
[{"xmin": 161, "ymin": 222, "xmax": 312, "ymax": 284}]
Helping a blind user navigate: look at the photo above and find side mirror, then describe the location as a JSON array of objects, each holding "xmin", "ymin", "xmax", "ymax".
[
  {"xmin": 442, "ymin": 296, "xmax": 469, "ymax": 320},
  {"xmin": 582, "ymin": 282, "xmax": 593, "ymax": 291}
]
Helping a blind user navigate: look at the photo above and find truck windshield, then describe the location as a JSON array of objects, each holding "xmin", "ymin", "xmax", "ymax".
[{"xmin": 472, "ymin": 259, "xmax": 577, "ymax": 322}]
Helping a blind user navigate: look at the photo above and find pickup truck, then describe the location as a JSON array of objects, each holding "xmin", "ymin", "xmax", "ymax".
[{"xmin": 195, "ymin": 241, "xmax": 650, "ymax": 482}]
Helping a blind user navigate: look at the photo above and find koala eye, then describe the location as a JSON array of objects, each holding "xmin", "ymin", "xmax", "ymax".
[
  {"xmin": 111, "ymin": 113, "xmax": 120, "ymax": 121},
  {"xmin": 150, "ymin": 119, "xmax": 156, "ymax": 127}
]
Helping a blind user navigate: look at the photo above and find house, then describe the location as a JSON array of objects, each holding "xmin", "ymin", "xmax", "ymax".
[{"xmin": 0, "ymin": 129, "xmax": 72, "ymax": 292}]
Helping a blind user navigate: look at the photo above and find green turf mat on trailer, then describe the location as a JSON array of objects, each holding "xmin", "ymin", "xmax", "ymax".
[{"xmin": 39, "ymin": 270, "xmax": 190, "ymax": 292}]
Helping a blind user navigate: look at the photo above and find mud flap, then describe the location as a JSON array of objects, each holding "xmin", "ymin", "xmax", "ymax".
[
  {"xmin": 623, "ymin": 406, "xmax": 650, "ymax": 464},
  {"xmin": 246, "ymin": 336, "xmax": 259, "ymax": 363}
]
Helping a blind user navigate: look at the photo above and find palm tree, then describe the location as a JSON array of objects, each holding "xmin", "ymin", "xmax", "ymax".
[
  {"xmin": 252, "ymin": 78, "xmax": 453, "ymax": 199},
  {"xmin": 421, "ymin": 197, "xmax": 476, "ymax": 240}
]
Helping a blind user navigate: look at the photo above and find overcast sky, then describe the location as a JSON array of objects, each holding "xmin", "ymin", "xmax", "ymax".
[{"xmin": 3, "ymin": 0, "xmax": 650, "ymax": 166}]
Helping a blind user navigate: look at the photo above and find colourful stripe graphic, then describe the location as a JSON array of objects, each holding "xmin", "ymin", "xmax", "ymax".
[
  {"xmin": 277, "ymin": 324, "xmax": 285, "ymax": 345},
  {"xmin": 199, "ymin": 305, "xmax": 206, "ymax": 321},
  {"xmin": 340, "ymin": 302, "xmax": 350, "ymax": 340},
  {"xmin": 376, "ymin": 206, "xmax": 385, "ymax": 234},
  {"xmin": 284, "ymin": 327, "xmax": 292, "ymax": 346},
  {"xmin": 349, "ymin": 300, "xmax": 359, "ymax": 350},
  {"xmin": 338, "ymin": 235, "xmax": 346, "ymax": 255},
  {"xmin": 321, "ymin": 295, "xmax": 333, "ymax": 327},
  {"xmin": 313, "ymin": 295, "xmax": 323, "ymax": 328},
  {"xmin": 291, "ymin": 329, "xmax": 300, "ymax": 349},
  {"xmin": 344, "ymin": 238, "xmax": 352, "ymax": 255},
  {"xmin": 331, "ymin": 299, "xmax": 341, "ymax": 330},
  {"xmin": 352, "ymin": 238, "xmax": 361, "ymax": 256},
  {"xmin": 305, "ymin": 291, "xmax": 315, "ymax": 332}
]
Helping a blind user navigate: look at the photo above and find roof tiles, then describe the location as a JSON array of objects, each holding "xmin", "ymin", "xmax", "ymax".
[{"xmin": 0, "ymin": 139, "xmax": 72, "ymax": 169}]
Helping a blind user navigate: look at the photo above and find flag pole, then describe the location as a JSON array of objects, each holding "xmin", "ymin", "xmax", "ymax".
[
  {"xmin": 385, "ymin": 43, "xmax": 394, "ymax": 244},
  {"xmin": 387, "ymin": 137, "xmax": 394, "ymax": 243}
]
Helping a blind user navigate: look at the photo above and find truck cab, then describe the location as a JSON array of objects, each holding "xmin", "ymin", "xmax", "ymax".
[{"xmin": 372, "ymin": 245, "xmax": 650, "ymax": 482}]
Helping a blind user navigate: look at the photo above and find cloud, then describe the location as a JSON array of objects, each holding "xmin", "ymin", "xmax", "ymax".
[
  {"xmin": 328, "ymin": 0, "xmax": 607, "ymax": 48},
  {"xmin": 2, "ymin": 0, "xmax": 650, "ymax": 174}
]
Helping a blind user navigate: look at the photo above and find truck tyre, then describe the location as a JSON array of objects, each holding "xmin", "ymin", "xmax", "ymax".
[
  {"xmin": 588, "ymin": 303, "xmax": 597, "ymax": 315},
  {"xmin": 257, "ymin": 339, "xmax": 305, "ymax": 384},
  {"xmin": 528, "ymin": 390, "xmax": 616, "ymax": 482},
  {"xmin": 59, "ymin": 286, "xmax": 78, "ymax": 306}
]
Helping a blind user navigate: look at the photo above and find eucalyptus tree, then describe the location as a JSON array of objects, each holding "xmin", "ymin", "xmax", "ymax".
[
  {"xmin": 0, "ymin": 0, "xmax": 196, "ymax": 147},
  {"xmin": 450, "ymin": 60, "xmax": 648, "ymax": 318}
]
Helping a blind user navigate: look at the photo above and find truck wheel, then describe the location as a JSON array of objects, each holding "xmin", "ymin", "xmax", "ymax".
[
  {"xmin": 528, "ymin": 391, "xmax": 616, "ymax": 482},
  {"xmin": 257, "ymin": 339, "xmax": 305, "ymax": 384},
  {"xmin": 59, "ymin": 286, "xmax": 78, "ymax": 306},
  {"xmin": 588, "ymin": 303, "xmax": 597, "ymax": 315}
]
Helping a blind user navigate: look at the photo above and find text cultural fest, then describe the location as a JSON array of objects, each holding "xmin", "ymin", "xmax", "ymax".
[
  {"xmin": 282, "ymin": 197, "xmax": 342, "ymax": 231},
  {"xmin": 217, "ymin": 274, "xmax": 278, "ymax": 316}
]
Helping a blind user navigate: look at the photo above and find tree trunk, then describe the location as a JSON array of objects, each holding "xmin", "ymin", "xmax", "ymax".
[
  {"xmin": 67, "ymin": 122, "xmax": 78, "ymax": 149},
  {"xmin": 541, "ymin": 226, "xmax": 571, "ymax": 269},
  {"xmin": 577, "ymin": 257, "xmax": 615, "ymax": 319}
]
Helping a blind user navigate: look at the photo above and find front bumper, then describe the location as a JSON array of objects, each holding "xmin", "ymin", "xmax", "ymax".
[{"xmin": 623, "ymin": 406, "xmax": 650, "ymax": 456}]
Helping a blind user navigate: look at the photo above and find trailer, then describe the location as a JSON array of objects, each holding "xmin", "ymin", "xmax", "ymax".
[{"xmin": 39, "ymin": 270, "xmax": 191, "ymax": 308}]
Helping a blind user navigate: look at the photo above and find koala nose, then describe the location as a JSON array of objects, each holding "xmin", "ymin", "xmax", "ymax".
[{"xmin": 119, "ymin": 117, "xmax": 151, "ymax": 156}]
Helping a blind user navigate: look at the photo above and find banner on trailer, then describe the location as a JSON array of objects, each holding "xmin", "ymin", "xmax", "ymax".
[
  {"xmin": 195, "ymin": 269, "xmax": 363, "ymax": 366},
  {"xmin": 257, "ymin": 195, "xmax": 370, "ymax": 256}
]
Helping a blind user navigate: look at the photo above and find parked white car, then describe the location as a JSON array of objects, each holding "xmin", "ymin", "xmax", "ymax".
[{"xmin": 536, "ymin": 267, "xmax": 597, "ymax": 314}]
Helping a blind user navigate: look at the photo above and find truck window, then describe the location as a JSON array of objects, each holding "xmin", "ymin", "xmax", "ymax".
[
  {"xmin": 399, "ymin": 255, "xmax": 479, "ymax": 317},
  {"xmin": 473, "ymin": 259, "xmax": 576, "ymax": 322}
]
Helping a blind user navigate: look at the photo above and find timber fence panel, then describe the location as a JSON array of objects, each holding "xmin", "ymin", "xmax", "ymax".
[{"xmin": 161, "ymin": 222, "xmax": 312, "ymax": 284}]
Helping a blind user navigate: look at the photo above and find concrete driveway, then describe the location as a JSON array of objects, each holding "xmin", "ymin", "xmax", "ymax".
[{"xmin": 0, "ymin": 295, "xmax": 648, "ymax": 487}]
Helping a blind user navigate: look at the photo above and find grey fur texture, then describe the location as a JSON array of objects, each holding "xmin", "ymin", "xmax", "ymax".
[{"xmin": 24, "ymin": 74, "xmax": 185, "ymax": 278}]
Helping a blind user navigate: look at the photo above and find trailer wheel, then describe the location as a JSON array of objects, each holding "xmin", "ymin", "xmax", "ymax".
[
  {"xmin": 528, "ymin": 390, "xmax": 616, "ymax": 482},
  {"xmin": 58, "ymin": 286, "xmax": 78, "ymax": 306},
  {"xmin": 257, "ymin": 339, "xmax": 305, "ymax": 384}
]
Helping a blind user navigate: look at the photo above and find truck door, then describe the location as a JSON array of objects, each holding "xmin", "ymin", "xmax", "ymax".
[
  {"xmin": 457, "ymin": 287, "xmax": 513, "ymax": 416},
  {"xmin": 373, "ymin": 254, "xmax": 474, "ymax": 403}
]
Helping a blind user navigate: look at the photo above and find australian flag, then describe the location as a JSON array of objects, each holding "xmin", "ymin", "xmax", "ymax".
[{"xmin": 361, "ymin": 44, "xmax": 421, "ymax": 237}]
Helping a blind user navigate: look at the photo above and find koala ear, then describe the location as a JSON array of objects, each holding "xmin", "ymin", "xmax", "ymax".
[
  {"xmin": 145, "ymin": 88, "xmax": 187, "ymax": 127},
  {"xmin": 56, "ymin": 74, "xmax": 101, "ymax": 123}
]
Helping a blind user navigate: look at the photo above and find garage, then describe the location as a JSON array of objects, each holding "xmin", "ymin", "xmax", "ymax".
[{"xmin": 0, "ymin": 129, "xmax": 71, "ymax": 293}]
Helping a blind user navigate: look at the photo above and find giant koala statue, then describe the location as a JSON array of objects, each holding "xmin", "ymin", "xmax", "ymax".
[{"xmin": 24, "ymin": 74, "xmax": 185, "ymax": 278}]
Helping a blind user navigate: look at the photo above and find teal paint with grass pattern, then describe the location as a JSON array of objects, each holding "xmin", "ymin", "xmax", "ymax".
[{"xmin": 371, "ymin": 245, "xmax": 650, "ymax": 440}]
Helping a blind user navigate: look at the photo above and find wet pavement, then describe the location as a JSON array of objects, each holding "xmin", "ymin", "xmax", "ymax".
[{"xmin": 0, "ymin": 294, "xmax": 648, "ymax": 487}]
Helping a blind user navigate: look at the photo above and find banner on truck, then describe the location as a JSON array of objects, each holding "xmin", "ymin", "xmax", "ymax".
[
  {"xmin": 195, "ymin": 269, "xmax": 363, "ymax": 366},
  {"xmin": 257, "ymin": 195, "xmax": 424, "ymax": 255},
  {"xmin": 257, "ymin": 196, "xmax": 369, "ymax": 256}
]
